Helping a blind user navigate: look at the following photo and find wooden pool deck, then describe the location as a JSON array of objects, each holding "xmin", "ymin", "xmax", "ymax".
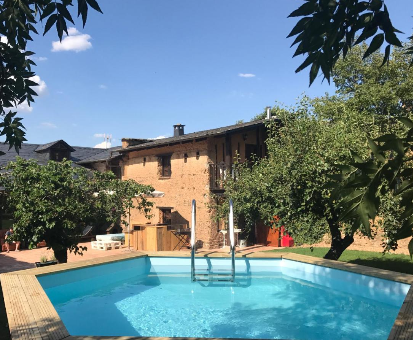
[{"xmin": 1, "ymin": 251, "xmax": 412, "ymax": 340}]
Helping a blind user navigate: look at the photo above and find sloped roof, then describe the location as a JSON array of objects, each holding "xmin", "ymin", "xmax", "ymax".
[
  {"xmin": 120, "ymin": 119, "xmax": 276, "ymax": 153},
  {"xmin": 35, "ymin": 140, "xmax": 75, "ymax": 152},
  {"xmin": 0, "ymin": 142, "xmax": 107, "ymax": 167},
  {"xmin": 77, "ymin": 147, "xmax": 121, "ymax": 164}
]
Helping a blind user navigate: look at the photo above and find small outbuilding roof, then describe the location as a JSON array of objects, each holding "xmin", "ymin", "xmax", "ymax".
[{"xmin": 35, "ymin": 140, "xmax": 76, "ymax": 152}]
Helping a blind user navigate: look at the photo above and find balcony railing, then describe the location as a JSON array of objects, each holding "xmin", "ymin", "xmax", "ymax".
[{"xmin": 211, "ymin": 162, "xmax": 234, "ymax": 191}]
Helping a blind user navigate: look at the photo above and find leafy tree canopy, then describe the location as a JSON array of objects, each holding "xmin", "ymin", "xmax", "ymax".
[
  {"xmin": 0, "ymin": 0, "xmax": 102, "ymax": 152},
  {"xmin": 220, "ymin": 43, "xmax": 413, "ymax": 259},
  {"xmin": 0, "ymin": 158, "xmax": 153, "ymax": 263}
]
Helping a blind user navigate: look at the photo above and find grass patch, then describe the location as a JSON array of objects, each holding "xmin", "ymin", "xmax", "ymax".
[{"xmin": 269, "ymin": 247, "xmax": 413, "ymax": 275}]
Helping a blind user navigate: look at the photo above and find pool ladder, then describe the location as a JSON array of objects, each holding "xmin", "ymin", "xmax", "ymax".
[{"xmin": 190, "ymin": 199, "xmax": 236, "ymax": 282}]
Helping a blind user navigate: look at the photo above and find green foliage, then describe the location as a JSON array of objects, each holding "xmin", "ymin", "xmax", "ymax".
[
  {"xmin": 333, "ymin": 118, "xmax": 413, "ymax": 255},
  {"xmin": 221, "ymin": 44, "xmax": 413, "ymax": 255},
  {"xmin": 332, "ymin": 43, "xmax": 413, "ymax": 120},
  {"xmin": 90, "ymin": 171, "xmax": 154, "ymax": 230},
  {"xmin": 218, "ymin": 96, "xmax": 371, "ymax": 245},
  {"xmin": 251, "ymin": 104, "xmax": 291, "ymax": 121},
  {"xmin": 0, "ymin": 158, "xmax": 153, "ymax": 262},
  {"xmin": 326, "ymin": 43, "xmax": 413, "ymax": 257},
  {"xmin": 0, "ymin": 0, "xmax": 102, "ymax": 152},
  {"xmin": 288, "ymin": 0, "xmax": 406, "ymax": 85}
]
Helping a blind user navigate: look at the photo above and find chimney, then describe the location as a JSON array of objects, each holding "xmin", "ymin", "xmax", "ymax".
[
  {"xmin": 266, "ymin": 106, "xmax": 272, "ymax": 119},
  {"xmin": 173, "ymin": 124, "xmax": 185, "ymax": 137}
]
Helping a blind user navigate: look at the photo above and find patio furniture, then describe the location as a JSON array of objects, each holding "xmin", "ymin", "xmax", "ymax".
[
  {"xmin": 91, "ymin": 240, "xmax": 121, "ymax": 250},
  {"xmin": 81, "ymin": 225, "xmax": 94, "ymax": 241},
  {"xmin": 220, "ymin": 229, "xmax": 228, "ymax": 248},
  {"xmin": 96, "ymin": 233, "xmax": 125, "ymax": 244},
  {"xmin": 171, "ymin": 228, "xmax": 191, "ymax": 250}
]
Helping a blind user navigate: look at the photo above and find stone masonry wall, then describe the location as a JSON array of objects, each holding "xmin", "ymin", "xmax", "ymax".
[{"xmin": 121, "ymin": 140, "xmax": 220, "ymax": 249}]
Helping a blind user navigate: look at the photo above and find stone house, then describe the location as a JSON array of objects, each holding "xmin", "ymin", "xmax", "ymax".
[{"xmin": 118, "ymin": 118, "xmax": 274, "ymax": 249}]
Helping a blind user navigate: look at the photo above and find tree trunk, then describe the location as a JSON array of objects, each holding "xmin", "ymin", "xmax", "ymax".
[
  {"xmin": 324, "ymin": 218, "xmax": 354, "ymax": 261},
  {"xmin": 53, "ymin": 248, "xmax": 68, "ymax": 263}
]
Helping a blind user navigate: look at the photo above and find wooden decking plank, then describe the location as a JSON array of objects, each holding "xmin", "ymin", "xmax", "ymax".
[
  {"xmin": 16, "ymin": 275, "xmax": 43, "ymax": 340},
  {"xmin": 4, "ymin": 274, "xmax": 31, "ymax": 339},
  {"xmin": 2, "ymin": 275, "xmax": 18, "ymax": 339},
  {"xmin": 22, "ymin": 275, "xmax": 55, "ymax": 340},
  {"xmin": 8, "ymin": 274, "xmax": 29, "ymax": 340},
  {"xmin": 25, "ymin": 275, "xmax": 69, "ymax": 340}
]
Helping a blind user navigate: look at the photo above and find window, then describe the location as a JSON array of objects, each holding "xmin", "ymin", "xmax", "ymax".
[
  {"xmin": 160, "ymin": 155, "xmax": 171, "ymax": 177},
  {"xmin": 50, "ymin": 149, "xmax": 70, "ymax": 162},
  {"xmin": 159, "ymin": 208, "xmax": 172, "ymax": 225}
]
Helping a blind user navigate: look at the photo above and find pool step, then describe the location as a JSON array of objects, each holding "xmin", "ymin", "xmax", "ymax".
[{"xmin": 193, "ymin": 267, "xmax": 235, "ymax": 282}]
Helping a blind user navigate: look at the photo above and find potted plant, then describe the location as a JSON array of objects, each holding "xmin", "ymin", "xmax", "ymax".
[{"xmin": 35, "ymin": 254, "xmax": 58, "ymax": 267}]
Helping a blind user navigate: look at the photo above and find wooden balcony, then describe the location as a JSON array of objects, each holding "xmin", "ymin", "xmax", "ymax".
[{"xmin": 209, "ymin": 162, "xmax": 228, "ymax": 192}]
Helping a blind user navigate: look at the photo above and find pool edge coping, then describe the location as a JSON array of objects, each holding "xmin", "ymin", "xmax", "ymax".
[{"xmin": 1, "ymin": 250, "xmax": 412, "ymax": 340}]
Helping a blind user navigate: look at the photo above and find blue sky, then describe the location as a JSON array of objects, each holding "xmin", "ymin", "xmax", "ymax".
[{"xmin": 18, "ymin": 0, "xmax": 413, "ymax": 148}]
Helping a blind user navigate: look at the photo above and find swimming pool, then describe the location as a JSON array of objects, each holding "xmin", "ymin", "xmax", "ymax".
[{"xmin": 37, "ymin": 256, "xmax": 409, "ymax": 340}]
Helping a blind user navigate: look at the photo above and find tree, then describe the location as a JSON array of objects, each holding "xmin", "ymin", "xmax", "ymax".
[
  {"xmin": 0, "ymin": 0, "xmax": 102, "ymax": 152},
  {"xmin": 0, "ymin": 158, "xmax": 153, "ymax": 263},
  {"xmin": 287, "ymin": 1, "xmax": 413, "ymax": 256},
  {"xmin": 220, "ymin": 43, "xmax": 413, "ymax": 259},
  {"xmin": 219, "ymin": 97, "xmax": 374, "ymax": 259}
]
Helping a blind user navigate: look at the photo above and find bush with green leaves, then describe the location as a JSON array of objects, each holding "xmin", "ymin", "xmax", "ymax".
[{"xmin": 0, "ymin": 157, "xmax": 153, "ymax": 263}]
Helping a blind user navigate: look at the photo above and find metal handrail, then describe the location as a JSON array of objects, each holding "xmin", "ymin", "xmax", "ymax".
[
  {"xmin": 190, "ymin": 199, "xmax": 196, "ymax": 281},
  {"xmin": 229, "ymin": 199, "xmax": 235, "ymax": 282}
]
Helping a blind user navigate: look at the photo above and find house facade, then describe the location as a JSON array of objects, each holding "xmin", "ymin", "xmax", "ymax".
[{"xmin": 119, "ymin": 118, "xmax": 274, "ymax": 249}]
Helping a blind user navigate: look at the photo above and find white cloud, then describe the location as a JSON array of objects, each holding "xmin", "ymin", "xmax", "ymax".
[
  {"xmin": 16, "ymin": 101, "xmax": 33, "ymax": 113},
  {"xmin": 41, "ymin": 122, "xmax": 57, "ymax": 129},
  {"xmin": 15, "ymin": 75, "xmax": 47, "ymax": 113},
  {"xmin": 67, "ymin": 27, "xmax": 78, "ymax": 35},
  {"xmin": 94, "ymin": 141, "xmax": 111, "ymax": 148},
  {"xmin": 29, "ymin": 75, "xmax": 48, "ymax": 96},
  {"xmin": 238, "ymin": 73, "xmax": 256, "ymax": 78},
  {"xmin": 152, "ymin": 135, "xmax": 167, "ymax": 140},
  {"xmin": 94, "ymin": 133, "xmax": 106, "ymax": 138},
  {"xmin": 99, "ymin": 84, "xmax": 107, "ymax": 89},
  {"xmin": 51, "ymin": 27, "xmax": 92, "ymax": 53}
]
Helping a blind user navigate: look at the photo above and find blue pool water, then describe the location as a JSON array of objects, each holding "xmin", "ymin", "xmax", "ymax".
[{"xmin": 38, "ymin": 257, "xmax": 410, "ymax": 340}]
